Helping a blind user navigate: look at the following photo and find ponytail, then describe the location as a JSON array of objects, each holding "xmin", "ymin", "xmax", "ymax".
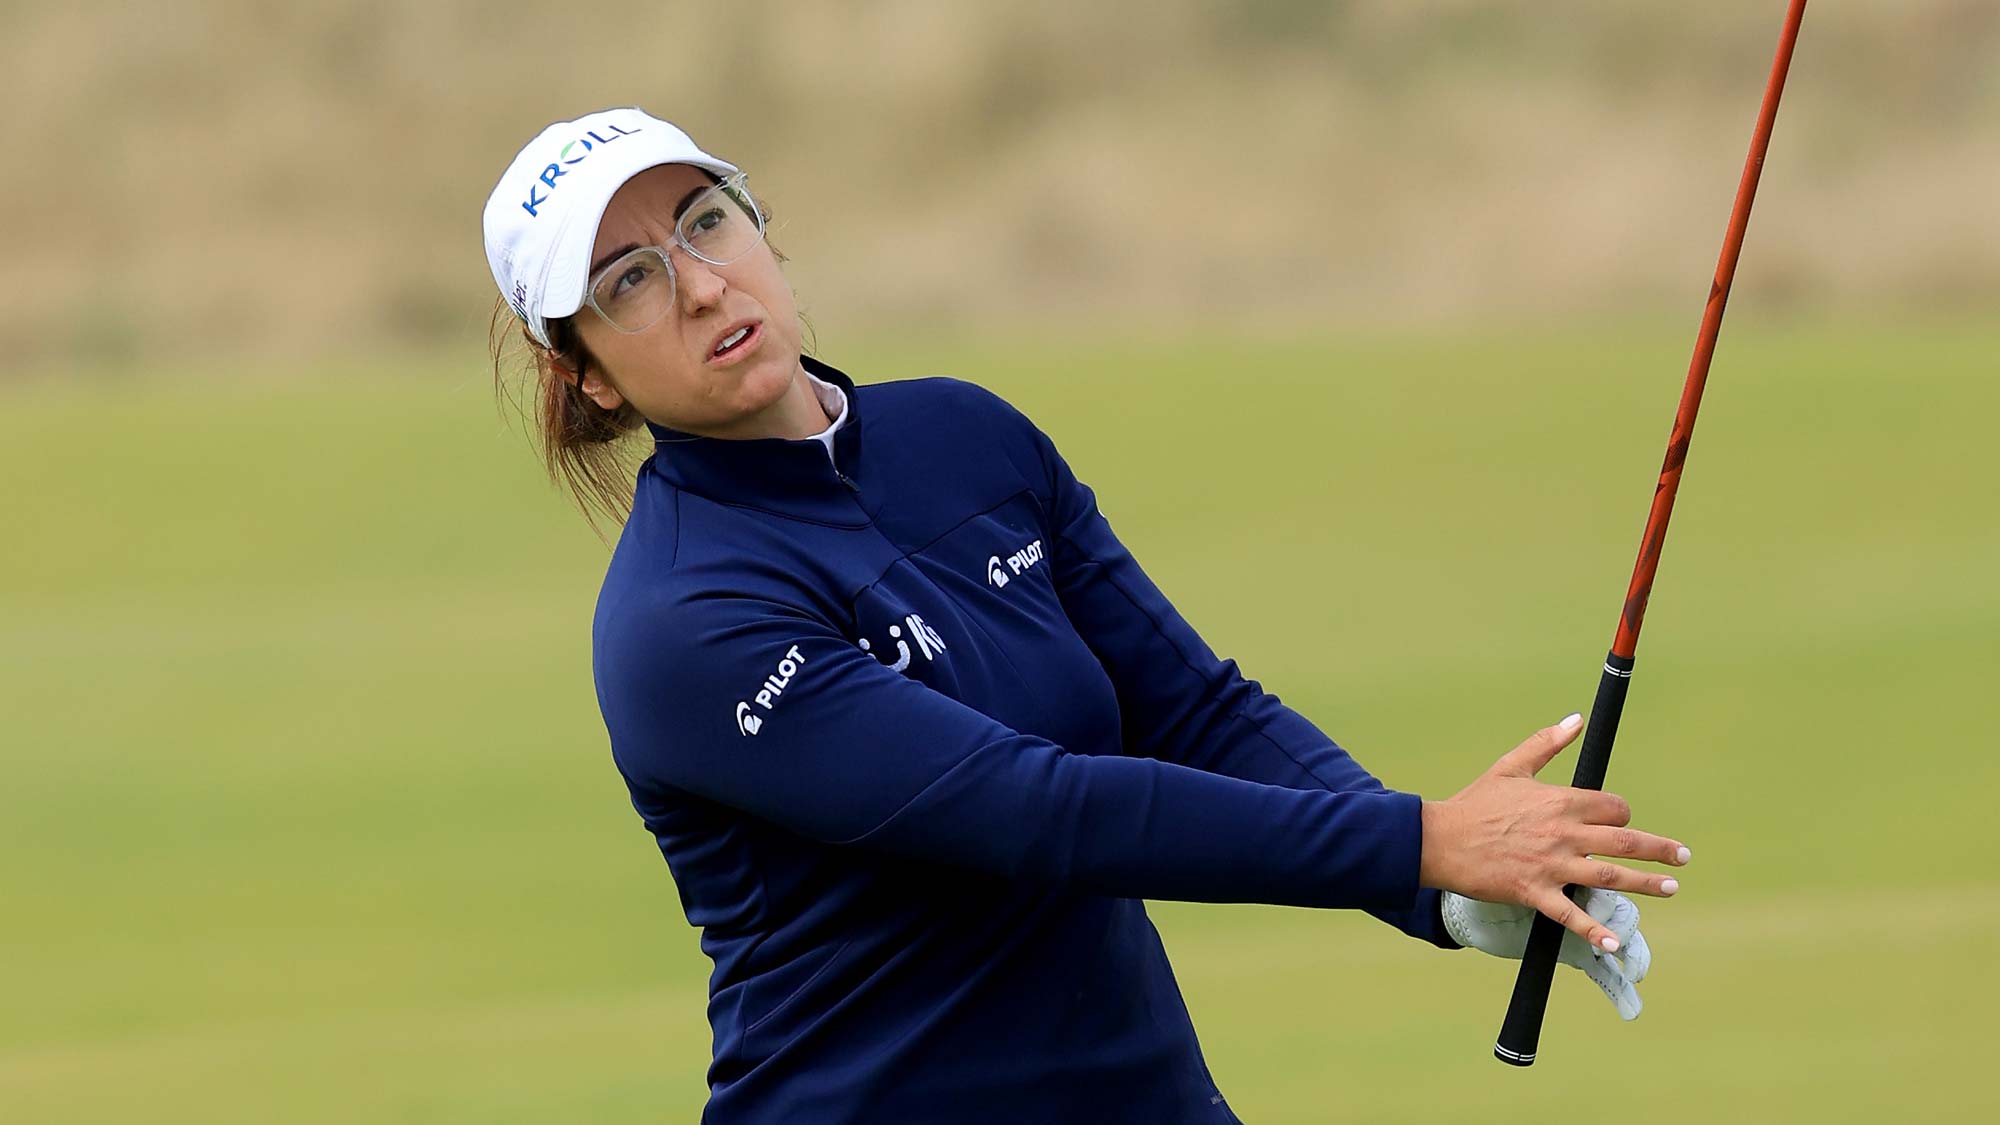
[{"xmin": 488, "ymin": 300, "xmax": 646, "ymax": 538}]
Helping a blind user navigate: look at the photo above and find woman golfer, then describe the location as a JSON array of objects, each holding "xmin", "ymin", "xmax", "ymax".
[{"xmin": 481, "ymin": 108, "xmax": 1690, "ymax": 1124}]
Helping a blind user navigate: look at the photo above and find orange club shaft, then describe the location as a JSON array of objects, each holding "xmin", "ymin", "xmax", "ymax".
[{"xmin": 1612, "ymin": 0, "xmax": 1810, "ymax": 661}]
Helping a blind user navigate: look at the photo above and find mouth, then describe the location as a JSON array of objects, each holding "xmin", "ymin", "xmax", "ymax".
[{"xmin": 708, "ymin": 320, "xmax": 761, "ymax": 365}]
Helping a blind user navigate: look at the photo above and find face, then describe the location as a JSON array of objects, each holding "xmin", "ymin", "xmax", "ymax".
[{"xmin": 562, "ymin": 163, "xmax": 804, "ymax": 437}]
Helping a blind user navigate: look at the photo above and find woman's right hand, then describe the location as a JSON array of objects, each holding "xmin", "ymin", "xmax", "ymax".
[{"xmin": 1419, "ymin": 713, "xmax": 1692, "ymax": 953}]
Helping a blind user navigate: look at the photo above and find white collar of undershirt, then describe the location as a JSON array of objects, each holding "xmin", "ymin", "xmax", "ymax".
[{"xmin": 801, "ymin": 368, "xmax": 849, "ymax": 464}]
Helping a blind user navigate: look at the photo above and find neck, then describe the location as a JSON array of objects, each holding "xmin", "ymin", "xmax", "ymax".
[{"xmin": 763, "ymin": 364, "xmax": 834, "ymax": 439}]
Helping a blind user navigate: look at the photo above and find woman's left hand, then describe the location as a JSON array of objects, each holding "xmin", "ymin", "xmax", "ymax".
[{"xmin": 1441, "ymin": 889, "xmax": 1652, "ymax": 1020}]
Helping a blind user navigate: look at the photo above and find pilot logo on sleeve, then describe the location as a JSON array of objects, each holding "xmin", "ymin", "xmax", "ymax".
[{"xmin": 735, "ymin": 643, "xmax": 806, "ymax": 737}]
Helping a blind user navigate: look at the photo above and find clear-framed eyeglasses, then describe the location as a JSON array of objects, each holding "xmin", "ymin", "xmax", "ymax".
[{"xmin": 582, "ymin": 171, "xmax": 766, "ymax": 334}]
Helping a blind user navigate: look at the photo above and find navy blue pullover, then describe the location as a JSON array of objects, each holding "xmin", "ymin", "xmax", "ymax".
[{"xmin": 592, "ymin": 357, "xmax": 1455, "ymax": 1124}]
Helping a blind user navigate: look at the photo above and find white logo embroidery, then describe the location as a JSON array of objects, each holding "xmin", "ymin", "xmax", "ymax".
[
  {"xmin": 989, "ymin": 539, "xmax": 1044, "ymax": 588},
  {"xmin": 860, "ymin": 613, "xmax": 948, "ymax": 673},
  {"xmin": 736, "ymin": 643, "xmax": 806, "ymax": 736}
]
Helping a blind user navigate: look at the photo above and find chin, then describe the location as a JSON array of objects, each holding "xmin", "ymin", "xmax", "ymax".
[
  {"xmin": 703, "ymin": 352, "xmax": 791, "ymax": 418},
  {"xmin": 745, "ymin": 351, "xmax": 798, "ymax": 398}
]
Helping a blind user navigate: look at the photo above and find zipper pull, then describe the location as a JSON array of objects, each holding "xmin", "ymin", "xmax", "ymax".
[{"xmin": 835, "ymin": 469, "xmax": 859, "ymax": 493}]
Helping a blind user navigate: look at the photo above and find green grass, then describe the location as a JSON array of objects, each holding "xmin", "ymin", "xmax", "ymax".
[{"xmin": 4, "ymin": 318, "xmax": 1997, "ymax": 1121}]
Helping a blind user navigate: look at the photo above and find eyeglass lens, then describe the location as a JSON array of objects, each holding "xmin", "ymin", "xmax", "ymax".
[{"xmin": 589, "ymin": 177, "xmax": 762, "ymax": 333}]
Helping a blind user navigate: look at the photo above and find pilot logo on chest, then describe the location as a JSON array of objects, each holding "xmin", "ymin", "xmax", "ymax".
[
  {"xmin": 987, "ymin": 538, "xmax": 1044, "ymax": 589},
  {"xmin": 859, "ymin": 612, "xmax": 948, "ymax": 673}
]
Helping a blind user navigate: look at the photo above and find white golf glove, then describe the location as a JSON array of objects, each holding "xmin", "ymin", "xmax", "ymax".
[{"xmin": 1440, "ymin": 889, "xmax": 1652, "ymax": 1020}]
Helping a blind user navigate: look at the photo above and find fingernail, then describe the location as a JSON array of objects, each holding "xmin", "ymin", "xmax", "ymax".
[
  {"xmin": 1661, "ymin": 878, "xmax": 1680, "ymax": 896},
  {"xmin": 1675, "ymin": 846, "xmax": 1692, "ymax": 865},
  {"xmin": 1600, "ymin": 935, "xmax": 1620, "ymax": 953},
  {"xmin": 1559, "ymin": 713, "xmax": 1583, "ymax": 730}
]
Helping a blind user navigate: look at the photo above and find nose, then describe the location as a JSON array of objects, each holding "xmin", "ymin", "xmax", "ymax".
[{"xmin": 672, "ymin": 246, "xmax": 726, "ymax": 317}]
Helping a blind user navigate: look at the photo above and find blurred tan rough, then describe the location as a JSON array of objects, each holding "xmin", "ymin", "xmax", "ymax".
[{"xmin": 2, "ymin": 0, "xmax": 1994, "ymax": 371}]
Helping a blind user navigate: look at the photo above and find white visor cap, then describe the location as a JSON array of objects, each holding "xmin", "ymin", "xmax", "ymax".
[{"xmin": 482, "ymin": 107, "xmax": 738, "ymax": 348}]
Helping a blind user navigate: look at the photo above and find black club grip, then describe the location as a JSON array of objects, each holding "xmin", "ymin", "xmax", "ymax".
[{"xmin": 1493, "ymin": 651, "xmax": 1634, "ymax": 1066}]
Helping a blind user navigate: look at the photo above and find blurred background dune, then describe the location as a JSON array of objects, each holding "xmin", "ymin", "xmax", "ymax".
[{"xmin": 2, "ymin": 0, "xmax": 1995, "ymax": 370}]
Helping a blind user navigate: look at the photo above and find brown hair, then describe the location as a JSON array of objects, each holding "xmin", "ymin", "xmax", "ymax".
[{"xmin": 488, "ymin": 301, "xmax": 648, "ymax": 536}]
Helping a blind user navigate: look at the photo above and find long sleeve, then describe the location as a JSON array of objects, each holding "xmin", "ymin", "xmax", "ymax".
[
  {"xmin": 1024, "ymin": 419, "xmax": 1456, "ymax": 947},
  {"xmin": 594, "ymin": 584, "xmax": 1429, "ymax": 912}
]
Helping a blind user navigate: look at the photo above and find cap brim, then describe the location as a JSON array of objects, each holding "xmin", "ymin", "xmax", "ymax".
[{"xmin": 538, "ymin": 156, "xmax": 739, "ymax": 326}]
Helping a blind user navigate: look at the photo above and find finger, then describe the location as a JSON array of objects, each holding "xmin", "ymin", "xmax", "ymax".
[
  {"xmin": 1568, "ymin": 859, "xmax": 1682, "ymax": 900},
  {"xmin": 1571, "ymin": 790, "xmax": 1634, "ymax": 827},
  {"xmin": 1578, "ymin": 825, "xmax": 1690, "ymax": 865},
  {"xmin": 1558, "ymin": 891, "xmax": 1636, "ymax": 966},
  {"xmin": 1531, "ymin": 886, "xmax": 1619, "ymax": 954},
  {"xmin": 1621, "ymin": 926, "xmax": 1653, "ymax": 984},
  {"xmin": 1493, "ymin": 713, "xmax": 1584, "ymax": 778},
  {"xmin": 1580, "ymin": 944, "xmax": 1644, "ymax": 1021}
]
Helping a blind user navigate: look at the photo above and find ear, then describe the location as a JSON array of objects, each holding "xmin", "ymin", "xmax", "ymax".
[{"xmin": 555, "ymin": 355, "xmax": 625, "ymax": 412}]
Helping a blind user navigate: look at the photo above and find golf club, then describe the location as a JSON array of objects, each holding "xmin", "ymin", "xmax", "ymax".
[{"xmin": 1493, "ymin": 0, "xmax": 1813, "ymax": 1068}]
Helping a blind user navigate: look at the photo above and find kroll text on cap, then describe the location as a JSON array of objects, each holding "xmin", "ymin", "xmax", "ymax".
[{"xmin": 482, "ymin": 107, "xmax": 737, "ymax": 348}]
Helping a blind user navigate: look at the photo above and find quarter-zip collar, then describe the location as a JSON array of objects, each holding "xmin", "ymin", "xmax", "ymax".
[{"xmin": 642, "ymin": 356, "xmax": 870, "ymax": 525}]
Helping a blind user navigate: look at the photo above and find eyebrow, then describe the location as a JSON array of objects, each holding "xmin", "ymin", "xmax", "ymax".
[
  {"xmin": 588, "ymin": 185, "xmax": 716, "ymax": 275},
  {"xmin": 672, "ymin": 184, "xmax": 710, "ymax": 218},
  {"xmin": 590, "ymin": 242, "xmax": 640, "ymax": 276}
]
